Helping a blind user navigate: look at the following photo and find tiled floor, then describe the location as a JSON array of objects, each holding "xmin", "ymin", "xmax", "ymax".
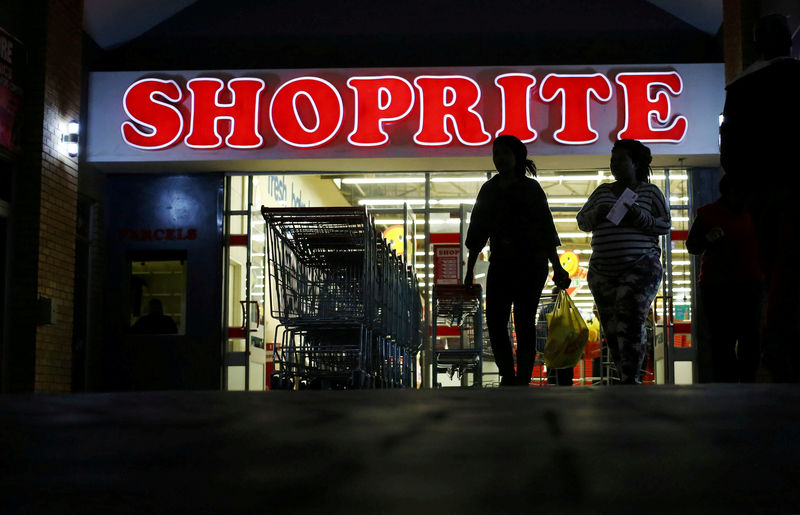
[{"xmin": 2, "ymin": 385, "xmax": 799, "ymax": 513}]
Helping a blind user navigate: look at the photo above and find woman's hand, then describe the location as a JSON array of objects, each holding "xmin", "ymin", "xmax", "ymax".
[
  {"xmin": 553, "ymin": 266, "xmax": 571, "ymax": 290},
  {"xmin": 621, "ymin": 201, "xmax": 640, "ymax": 224}
]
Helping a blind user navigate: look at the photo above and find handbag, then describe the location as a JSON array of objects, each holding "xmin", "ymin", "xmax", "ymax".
[{"xmin": 543, "ymin": 290, "xmax": 589, "ymax": 369}]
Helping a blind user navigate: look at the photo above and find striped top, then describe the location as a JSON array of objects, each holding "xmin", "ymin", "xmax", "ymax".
[{"xmin": 576, "ymin": 182, "xmax": 671, "ymax": 274}]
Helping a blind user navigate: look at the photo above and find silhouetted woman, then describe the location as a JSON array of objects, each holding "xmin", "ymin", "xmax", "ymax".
[
  {"xmin": 464, "ymin": 135, "xmax": 570, "ymax": 386},
  {"xmin": 577, "ymin": 139, "xmax": 670, "ymax": 384}
]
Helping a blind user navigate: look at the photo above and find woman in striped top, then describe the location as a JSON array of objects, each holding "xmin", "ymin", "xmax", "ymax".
[{"xmin": 576, "ymin": 139, "xmax": 670, "ymax": 384}]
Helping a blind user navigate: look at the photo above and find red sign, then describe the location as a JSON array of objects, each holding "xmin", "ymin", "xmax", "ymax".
[
  {"xmin": 433, "ymin": 244, "xmax": 461, "ymax": 285},
  {"xmin": 118, "ymin": 228, "xmax": 198, "ymax": 241},
  {"xmin": 120, "ymin": 71, "xmax": 688, "ymax": 151},
  {"xmin": 0, "ymin": 28, "xmax": 24, "ymax": 154}
]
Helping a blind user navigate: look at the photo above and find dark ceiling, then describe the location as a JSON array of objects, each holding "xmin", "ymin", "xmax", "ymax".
[{"xmin": 85, "ymin": 0, "xmax": 727, "ymax": 70}]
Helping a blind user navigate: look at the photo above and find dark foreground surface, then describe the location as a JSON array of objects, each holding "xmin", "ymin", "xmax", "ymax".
[{"xmin": 1, "ymin": 385, "xmax": 799, "ymax": 514}]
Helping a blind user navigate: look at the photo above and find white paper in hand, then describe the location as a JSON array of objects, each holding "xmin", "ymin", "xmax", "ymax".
[{"xmin": 606, "ymin": 188, "xmax": 639, "ymax": 226}]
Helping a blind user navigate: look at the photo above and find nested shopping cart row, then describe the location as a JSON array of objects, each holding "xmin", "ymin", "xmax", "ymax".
[{"xmin": 261, "ymin": 206, "xmax": 422, "ymax": 389}]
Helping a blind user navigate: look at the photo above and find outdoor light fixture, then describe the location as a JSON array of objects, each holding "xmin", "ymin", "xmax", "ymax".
[{"xmin": 62, "ymin": 120, "xmax": 79, "ymax": 157}]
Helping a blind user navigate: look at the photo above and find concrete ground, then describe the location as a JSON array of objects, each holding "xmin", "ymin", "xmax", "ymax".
[{"xmin": 2, "ymin": 385, "xmax": 799, "ymax": 514}]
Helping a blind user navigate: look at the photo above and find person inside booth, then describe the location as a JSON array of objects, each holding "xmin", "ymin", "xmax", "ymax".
[{"xmin": 130, "ymin": 299, "xmax": 178, "ymax": 334}]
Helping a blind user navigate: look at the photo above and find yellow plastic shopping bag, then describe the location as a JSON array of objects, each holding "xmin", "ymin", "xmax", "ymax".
[{"xmin": 543, "ymin": 290, "xmax": 589, "ymax": 369}]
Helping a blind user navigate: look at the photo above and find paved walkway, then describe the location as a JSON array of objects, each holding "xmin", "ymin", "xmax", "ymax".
[{"xmin": 2, "ymin": 385, "xmax": 799, "ymax": 513}]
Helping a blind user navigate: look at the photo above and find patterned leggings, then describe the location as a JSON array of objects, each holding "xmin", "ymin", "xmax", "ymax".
[{"xmin": 588, "ymin": 253, "xmax": 663, "ymax": 384}]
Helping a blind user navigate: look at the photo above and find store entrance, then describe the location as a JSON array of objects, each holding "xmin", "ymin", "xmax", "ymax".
[{"xmin": 222, "ymin": 167, "xmax": 693, "ymax": 389}]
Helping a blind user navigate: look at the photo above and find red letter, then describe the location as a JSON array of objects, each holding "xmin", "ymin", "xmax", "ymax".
[
  {"xmin": 184, "ymin": 78, "xmax": 265, "ymax": 149},
  {"xmin": 494, "ymin": 73, "xmax": 537, "ymax": 142},
  {"xmin": 413, "ymin": 76, "xmax": 491, "ymax": 146},
  {"xmin": 615, "ymin": 72, "xmax": 687, "ymax": 143},
  {"xmin": 539, "ymin": 74, "xmax": 612, "ymax": 145},
  {"xmin": 347, "ymin": 76, "xmax": 415, "ymax": 147},
  {"xmin": 121, "ymin": 79, "xmax": 184, "ymax": 150},
  {"xmin": 269, "ymin": 77, "xmax": 343, "ymax": 148}
]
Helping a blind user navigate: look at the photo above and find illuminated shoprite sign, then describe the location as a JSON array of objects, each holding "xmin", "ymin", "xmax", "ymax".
[{"xmin": 87, "ymin": 64, "xmax": 724, "ymax": 163}]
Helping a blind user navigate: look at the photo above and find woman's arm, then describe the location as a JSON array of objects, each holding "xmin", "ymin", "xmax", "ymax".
[
  {"xmin": 464, "ymin": 248, "xmax": 480, "ymax": 285},
  {"xmin": 686, "ymin": 213, "xmax": 725, "ymax": 255},
  {"xmin": 529, "ymin": 179, "xmax": 562, "ymax": 250},
  {"xmin": 685, "ymin": 214, "xmax": 710, "ymax": 255},
  {"xmin": 464, "ymin": 184, "xmax": 490, "ymax": 285},
  {"xmin": 624, "ymin": 186, "xmax": 671, "ymax": 235},
  {"xmin": 576, "ymin": 187, "xmax": 611, "ymax": 232}
]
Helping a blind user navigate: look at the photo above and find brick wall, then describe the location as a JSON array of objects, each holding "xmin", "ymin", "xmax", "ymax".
[
  {"xmin": 34, "ymin": 0, "xmax": 82, "ymax": 392},
  {"xmin": 3, "ymin": 0, "xmax": 82, "ymax": 393}
]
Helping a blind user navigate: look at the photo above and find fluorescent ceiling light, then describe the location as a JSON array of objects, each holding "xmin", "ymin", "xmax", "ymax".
[
  {"xmin": 547, "ymin": 197, "xmax": 590, "ymax": 203},
  {"xmin": 431, "ymin": 177, "xmax": 489, "ymax": 182},
  {"xmin": 375, "ymin": 219, "xmax": 461, "ymax": 225},
  {"xmin": 359, "ymin": 199, "xmax": 476, "ymax": 206},
  {"xmin": 360, "ymin": 196, "xmax": 691, "ymax": 207},
  {"xmin": 359, "ymin": 199, "xmax": 427, "ymax": 206},
  {"xmin": 537, "ymin": 174, "xmax": 606, "ymax": 182},
  {"xmin": 437, "ymin": 198, "xmax": 478, "ymax": 205},
  {"xmin": 343, "ymin": 177, "xmax": 426, "ymax": 184},
  {"xmin": 338, "ymin": 174, "xmax": 687, "ymax": 185},
  {"xmin": 651, "ymin": 174, "xmax": 688, "ymax": 180}
]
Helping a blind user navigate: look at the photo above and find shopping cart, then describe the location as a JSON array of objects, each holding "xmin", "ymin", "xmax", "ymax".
[
  {"xmin": 432, "ymin": 284, "xmax": 483, "ymax": 388},
  {"xmin": 262, "ymin": 206, "xmax": 421, "ymax": 389}
]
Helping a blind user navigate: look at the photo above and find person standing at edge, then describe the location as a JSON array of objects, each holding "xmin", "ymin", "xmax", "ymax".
[
  {"xmin": 464, "ymin": 135, "xmax": 571, "ymax": 387},
  {"xmin": 719, "ymin": 13, "xmax": 800, "ymax": 382},
  {"xmin": 686, "ymin": 175, "xmax": 764, "ymax": 382},
  {"xmin": 577, "ymin": 139, "xmax": 670, "ymax": 384}
]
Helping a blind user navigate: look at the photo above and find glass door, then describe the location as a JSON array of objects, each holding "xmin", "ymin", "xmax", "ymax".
[
  {"xmin": 652, "ymin": 167, "xmax": 694, "ymax": 384},
  {"xmin": 223, "ymin": 175, "xmax": 267, "ymax": 391}
]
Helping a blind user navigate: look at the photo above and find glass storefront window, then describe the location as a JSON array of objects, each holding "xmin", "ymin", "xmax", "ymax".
[{"xmin": 224, "ymin": 166, "xmax": 695, "ymax": 386}]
